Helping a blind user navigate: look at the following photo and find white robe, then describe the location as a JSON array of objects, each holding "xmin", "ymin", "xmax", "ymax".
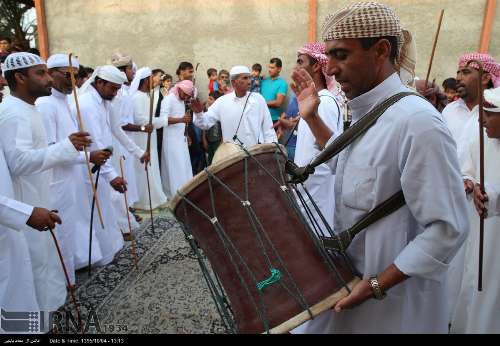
[
  {"xmin": 323, "ymin": 73, "xmax": 469, "ymax": 333},
  {"xmin": 37, "ymin": 90, "xmax": 106, "ymax": 270},
  {"xmin": 442, "ymin": 98, "xmax": 479, "ymax": 322},
  {"xmin": 0, "ymin": 95, "xmax": 81, "ymax": 311},
  {"xmin": 0, "ymin": 146, "xmax": 38, "ymax": 312},
  {"xmin": 35, "ymin": 88, "xmax": 90, "ymax": 284},
  {"xmin": 131, "ymin": 90, "xmax": 167, "ymax": 209},
  {"xmin": 70, "ymin": 87, "xmax": 124, "ymax": 266},
  {"xmin": 291, "ymin": 89, "xmax": 343, "ymax": 334},
  {"xmin": 193, "ymin": 91, "xmax": 277, "ymax": 147},
  {"xmin": 451, "ymin": 135, "xmax": 500, "ymax": 333},
  {"xmin": 160, "ymin": 93, "xmax": 193, "ymax": 199},
  {"xmin": 108, "ymin": 86, "xmax": 144, "ymax": 233},
  {"xmin": 109, "ymin": 85, "xmax": 144, "ymax": 206}
]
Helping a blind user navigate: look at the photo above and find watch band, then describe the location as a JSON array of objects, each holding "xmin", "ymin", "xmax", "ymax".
[{"xmin": 369, "ymin": 276, "xmax": 386, "ymax": 300}]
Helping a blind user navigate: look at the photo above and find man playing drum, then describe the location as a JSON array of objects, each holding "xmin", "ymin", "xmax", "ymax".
[{"xmin": 291, "ymin": 2, "xmax": 469, "ymax": 333}]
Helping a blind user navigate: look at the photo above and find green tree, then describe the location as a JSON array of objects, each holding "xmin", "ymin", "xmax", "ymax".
[{"xmin": 0, "ymin": 0, "xmax": 35, "ymax": 49}]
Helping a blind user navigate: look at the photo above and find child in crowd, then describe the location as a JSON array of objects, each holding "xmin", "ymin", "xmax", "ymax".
[
  {"xmin": 207, "ymin": 68, "xmax": 219, "ymax": 94},
  {"xmin": 250, "ymin": 63, "xmax": 264, "ymax": 93},
  {"xmin": 442, "ymin": 77, "xmax": 459, "ymax": 103}
]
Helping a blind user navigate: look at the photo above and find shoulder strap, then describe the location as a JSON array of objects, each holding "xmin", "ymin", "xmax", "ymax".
[{"xmin": 321, "ymin": 190, "xmax": 406, "ymax": 252}]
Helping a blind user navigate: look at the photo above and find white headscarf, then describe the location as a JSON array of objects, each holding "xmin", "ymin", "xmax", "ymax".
[
  {"xmin": 47, "ymin": 53, "xmax": 79, "ymax": 69},
  {"xmin": 79, "ymin": 65, "xmax": 127, "ymax": 95},
  {"xmin": 129, "ymin": 67, "xmax": 152, "ymax": 96}
]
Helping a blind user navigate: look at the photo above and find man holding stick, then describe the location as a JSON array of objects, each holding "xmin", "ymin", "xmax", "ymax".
[{"xmin": 0, "ymin": 52, "xmax": 91, "ymax": 311}]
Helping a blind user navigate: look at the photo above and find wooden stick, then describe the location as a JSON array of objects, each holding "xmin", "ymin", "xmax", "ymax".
[
  {"xmin": 466, "ymin": 59, "xmax": 485, "ymax": 291},
  {"xmin": 49, "ymin": 228, "xmax": 84, "ymax": 334},
  {"xmin": 119, "ymin": 156, "xmax": 139, "ymax": 269},
  {"xmin": 425, "ymin": 10, "xmax": 445, "ymax": 87},
  {"xmin": 68, "ymin": 53, "xmax": 105, "ymax": 228},
  {"xmin": 145, "ymin": 75, "xmax": 155, "ymax": 233}
]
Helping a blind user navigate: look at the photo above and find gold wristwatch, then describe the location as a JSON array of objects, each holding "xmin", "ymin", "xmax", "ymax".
[{"xmin": 369, "ymin": 276, "xmax": 387, "ymax": 300}]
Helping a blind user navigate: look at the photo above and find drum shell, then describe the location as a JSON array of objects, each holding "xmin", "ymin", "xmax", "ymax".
[{"xmin": 174, "ymin": 147, "xmax": 354, "ymax": 333}]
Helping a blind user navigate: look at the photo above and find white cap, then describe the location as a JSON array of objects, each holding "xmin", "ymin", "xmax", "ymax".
[
  {"xmin": 230, "ymin": 65, "xmax": 251, "ymax": 80},
  {"xmin": 47, "ymin": 54, "xmax": 79, "ymax": 69},
  {"xmin": 484, "ymin": 87, "xmax": 500, "ymax": 112},
  {"xmin": 2, "ymin": 52, "xmax": 45, "ymax": 73}
]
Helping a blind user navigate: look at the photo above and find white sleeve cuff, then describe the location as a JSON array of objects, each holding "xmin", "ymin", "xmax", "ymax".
[{"xmin": 394, "ymin": 240, "xmax": 449, "ymax": 282}]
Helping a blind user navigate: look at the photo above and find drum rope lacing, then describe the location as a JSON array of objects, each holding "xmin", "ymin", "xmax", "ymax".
[
  {"xmin": 177, "ymin": 145, "xmax": 356, "ymax": 333},
  {"xmin": 205, "ymin": 162, "xmax": 314, "ymax": 319},
  {"xmin": 271, "ymin": 145, "xmax": 357, "ymax": 288}
]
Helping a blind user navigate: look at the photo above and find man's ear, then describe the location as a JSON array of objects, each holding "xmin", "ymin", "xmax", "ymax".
[
  {"xmin": 14, "ymin": 71, "xmax": 27, "ymax": 86},
  {"xmin": 312, "ymin": 61, "xmax": 322, "ymax": 75},
  {"xmin": 482, "ymin": 72, "xmax": 493, "ymax": 88},
  {"xmin": 374, "ymin": 39, "xmax": 392, "ymax": 61}
]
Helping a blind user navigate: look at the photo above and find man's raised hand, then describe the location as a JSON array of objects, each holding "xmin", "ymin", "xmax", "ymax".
[{"xmin": 291, "ymin": 68, "xmax": 320, "ymax": 122}]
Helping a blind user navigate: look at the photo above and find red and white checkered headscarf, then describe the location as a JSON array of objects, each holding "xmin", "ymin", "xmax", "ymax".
[
  {"xmin": 297, "ymin": 42, "xmax": 337, "ymax": 92},
  {"xmin": 320, "ymin": 2, "xmax": 416, "ymax": 86},
  {"xmin": 458, "ymin": 53, "xmax": 500, "ymax": 88}
]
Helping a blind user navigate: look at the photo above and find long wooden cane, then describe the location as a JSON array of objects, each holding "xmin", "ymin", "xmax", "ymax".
[
  {"xmin": 49, "ymin": 228, "xmax": 84, "ymax": 334},
  {"xmin": 68, "ymin": 54, "xmax": 105, "ymax": 229},
  {"xmin": 145, "ymin": 75, "xmax": 155, "ymax": 233},
  {"xmin": 119, "ymin": 156, "xmax": 139, "ymax": 269},
  {"xmin": 425, "ymin": 10, "xmax": 445, "ymax": 87},
  {"xmin": 466, "ymin": 59, "xmax": 485, "ymax": 291}
]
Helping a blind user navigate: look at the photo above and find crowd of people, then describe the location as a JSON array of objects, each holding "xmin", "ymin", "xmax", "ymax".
[{"xmin": 1, "ymin": 0, "xmax": 500, "ymax": 334}]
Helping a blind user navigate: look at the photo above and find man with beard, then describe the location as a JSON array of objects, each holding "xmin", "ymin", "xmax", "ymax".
[
  {"xmin": 0, "ymin": 52, "xmax": 91, "ymax": 311},
  {"xmin": 442, "ymin": 53, "xmax": 499, "ymax": 158},
  {"xmin": 74, "ymin": 66, "xmax": 130, "ymax": 266},
  {"xmin": 36, "ymin": 54, "xmax": 113, "ymax": 282},
  {"xmin": 441, "ymin": 54, "xmax": 499, "ymax": 322}
]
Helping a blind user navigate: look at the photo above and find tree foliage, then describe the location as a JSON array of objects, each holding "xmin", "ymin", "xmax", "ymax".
[{"xmin": 0, "ymin": 0, "xmax": 36, "ymax": 49}]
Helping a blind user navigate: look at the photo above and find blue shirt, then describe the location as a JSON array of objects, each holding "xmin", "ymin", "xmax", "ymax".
[
  {"xmin": 284, "ymin": 95, "xmax": 298, "ymax": 148},
  {"xmin": 261, "ymin": 77, "xmax": 288, "ymax": 121}
]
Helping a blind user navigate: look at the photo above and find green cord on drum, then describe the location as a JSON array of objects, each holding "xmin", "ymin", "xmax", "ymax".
[{"xmin": 256, "ymin": 268, "xmax": 282, "ymax": 292}]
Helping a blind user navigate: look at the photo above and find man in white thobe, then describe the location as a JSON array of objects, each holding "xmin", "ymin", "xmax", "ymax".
[
  {"xmin": 110, "ymin": 52, "xmax": 152, "ymax": 226},
  {"xmin": 291, "ymin": 2, "xmax": 468, "ymax": 333},
  {"xmin": 288, "ymin": 43, "xmax": 343, "ymax": 334},
  {"xmin": 0, "ymin": 52, "xmax": 91, "ymax": 311},
  {"xmin": 192, "ymin": 66, "xmax": 277, "ymax": 148},
  {"xmin": 72, "ymin": 66, "xmax": 130, "ymax": 266},
  {"xmin": 36, "ymin": 54, "xmax": 113, "ymax": 276},
  {"xmin": 451, "ymin": 87, "xmax": 500, "ymax": 333},
  {"xmin": 129, "ymin": 67, "xmax": 167, "ymax": 209},
  {"xmin": 0, "ymin": 142, "xmax": 59, "ymax": 314},
  {"xmin": 159, "ymin": 80, "xmax": 194, "ymax": 199},
  {"xmin": 441, "ymin": 53, "xmax": 500, "ymax": 322}
]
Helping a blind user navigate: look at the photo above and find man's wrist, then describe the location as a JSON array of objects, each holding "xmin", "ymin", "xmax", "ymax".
[{"xmin": 368, "ymin": 276, "xmax": 387, "ymax": 300}]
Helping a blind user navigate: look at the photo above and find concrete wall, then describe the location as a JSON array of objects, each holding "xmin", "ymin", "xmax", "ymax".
[{"xmin": 45, "ymin": 0, "xmax": 499, "ymax": 99}]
